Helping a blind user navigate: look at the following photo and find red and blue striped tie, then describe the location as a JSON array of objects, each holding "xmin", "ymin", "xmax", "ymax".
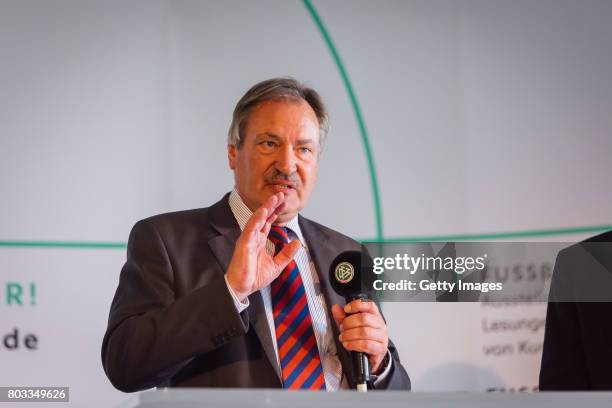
[{"xmin": 269, "ymin": 226, "xmax": 326, "ymax": 390}]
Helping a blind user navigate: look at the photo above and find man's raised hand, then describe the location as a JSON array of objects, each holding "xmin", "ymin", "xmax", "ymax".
[{"xmin": 226, "ymin": 192, "xmax": 301, "ymax": 301}]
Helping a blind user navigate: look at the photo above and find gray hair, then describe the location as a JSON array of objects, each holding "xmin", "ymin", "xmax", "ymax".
[{"xmin": 227, "ymin": 77, "xmax": 329, "ymax": 149}]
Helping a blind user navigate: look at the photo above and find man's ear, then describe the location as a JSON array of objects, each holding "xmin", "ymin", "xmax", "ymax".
[{"xmin": 228, "ymin": 144, "xmax": 236, "ymax": 170}]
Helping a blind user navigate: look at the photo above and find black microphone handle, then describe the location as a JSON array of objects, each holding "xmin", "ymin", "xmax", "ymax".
[
  {"xmin": 346, "ymin": 294, "xmax": 371, "ymax": 389},
  {"xmin": 352, "ymin": 350, "xmax": 370, "ymax": 384}
]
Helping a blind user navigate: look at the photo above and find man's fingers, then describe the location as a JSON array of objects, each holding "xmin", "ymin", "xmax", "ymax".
[
  {"xmin": 340, "ymin": 339, "xmax": 387, "ymax": 356},
  {"xmin": 339, "ymin": 311, "xmax": 386, "ymax": 330},
  {"xmin": 331, "ymin": 304, "xmax": 347, "ymax": 328},
  {"xmin": 242, "ymin": 193, "xmax": 285, "ymax": 238},
  {"xmin": 243, "ymin": 206, "xmax": 270, "ymax": 238},
  {"xmin": 264, "ymin": 192, "xmax": 285, "ymax": 216},
  {"xmin": 259, "ymin": 213, "xmax": 281, "ymax": 246},
  {"xmin": 261, "ymin": 220, "xmax": 273, "ymax": 241},
  {"xmin": 261, "ymin": 212, "xmax": 280, "ymax": 239},
  {"xmin": 265, "ymin": 212, "xmax": 279, "ymax": 227},
  {"xmin": 344, "ymin": 299, "xmax": 381, "ymax": 316},
  {"xmin": 273, "ymin": 239, "xmax": 301, "ymax": 270},
  {"xmin": 339, "ymin": 326, "xmax": 387, "ymax": 344},
  {"xmin": 272, "ymin": 200, "xmax": 287, "ymax": 218}
]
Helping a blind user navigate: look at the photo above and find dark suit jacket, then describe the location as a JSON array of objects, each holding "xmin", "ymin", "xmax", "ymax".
[
  {"xmin": 539, "ymin": 231, "xmax": 612, "ymax": 390},
  {"xmin": 102, "ymin": 193, "xmax": 411, "ymax": 392}
]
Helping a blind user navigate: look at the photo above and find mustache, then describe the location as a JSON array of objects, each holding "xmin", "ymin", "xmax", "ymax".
[{"xmin": 264, "ymin": 170, "xmax": 301, "ymax": 187}]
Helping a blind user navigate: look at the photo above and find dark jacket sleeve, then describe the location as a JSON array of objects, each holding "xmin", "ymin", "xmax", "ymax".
[
  {"xmin": 101, "ymin": 219, "xmax": 248, "ymax": 392},
  {"xmin": 374, "ymin": 339, "xmax": 411, "ymax": 390},
  {"xmin": 539, "ymin": 301, "xmax": 588, "ymax": 390},
  {"xmin": 539, "ymin": 249, "xmax": 589, "ymax": 390}
]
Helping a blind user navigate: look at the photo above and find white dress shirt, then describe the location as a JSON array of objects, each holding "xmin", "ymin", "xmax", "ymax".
[{"xmin": 224, "ymin": 189, "xmax": 391, "ymax": 390}]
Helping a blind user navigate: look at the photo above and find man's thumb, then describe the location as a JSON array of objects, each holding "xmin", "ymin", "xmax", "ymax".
[{"xmin": 331, "ymin": 304, "xmax": 346, "ymax": 328}]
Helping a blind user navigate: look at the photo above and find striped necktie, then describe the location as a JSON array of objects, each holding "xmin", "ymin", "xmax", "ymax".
[{"xmin": 268, "ymin": 226, "xmax": 326, "ymax": 390}]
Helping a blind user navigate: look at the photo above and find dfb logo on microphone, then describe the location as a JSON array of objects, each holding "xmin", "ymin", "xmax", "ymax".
[{"xmin": 335, "ymin": 262, "xmax": 355, "ymax": 283}]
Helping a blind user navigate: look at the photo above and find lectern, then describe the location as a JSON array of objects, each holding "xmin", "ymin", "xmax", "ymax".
[{"xmin": 123, "ymin": 388, "xmax": 612, "ymax": 408}]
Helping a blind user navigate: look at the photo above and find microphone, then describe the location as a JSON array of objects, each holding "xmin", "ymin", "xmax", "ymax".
[{"xmin": 329, "ymin": 250, "xmax": 373, "ymax": 392}]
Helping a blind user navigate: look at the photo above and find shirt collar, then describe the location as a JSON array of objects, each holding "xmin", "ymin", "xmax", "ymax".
[{"xmin": 228, "ymin": 189, "xmax": 306, "ymax": 245}]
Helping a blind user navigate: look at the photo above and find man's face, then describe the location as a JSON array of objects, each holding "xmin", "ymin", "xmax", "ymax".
[{"xmin": 228, "ymin": 98, "xmax": 320, "ymax": 224}]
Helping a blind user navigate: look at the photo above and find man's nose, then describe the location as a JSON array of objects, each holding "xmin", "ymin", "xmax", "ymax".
[{"xmin": 275, "ymin": 146, "xmax": 298, "ymax": 175}]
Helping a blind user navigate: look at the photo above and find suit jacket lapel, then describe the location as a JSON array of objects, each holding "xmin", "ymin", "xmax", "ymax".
[
  {"xmin": 207, "ymin": 194, "xmax": 282, "ymax": 382},
  {"xmin": 298, "ymin": 215, "xmax": 355, "ymax": 388}
]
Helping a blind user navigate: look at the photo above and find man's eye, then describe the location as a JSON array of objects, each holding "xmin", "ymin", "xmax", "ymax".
[
  {"xmin": 298, "ymin": 147, "xmax": 312, "ymax": 154},
  {"xmin": 260, "ymin": 141, "xmax": 277, "ymax": 148}
]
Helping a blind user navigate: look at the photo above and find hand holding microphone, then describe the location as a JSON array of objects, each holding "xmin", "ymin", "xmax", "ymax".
[
  {"xmin": 331, "ymin": 300, "xmax": 389, "ymax": 374},
  {"xmin": 329, "ymin": 251, "xmax": 389, "ymax": 391}
]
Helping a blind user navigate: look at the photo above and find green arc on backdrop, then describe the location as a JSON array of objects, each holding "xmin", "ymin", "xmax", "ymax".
[{"xmin": 0, "ymin": 2, "xmax": 609, "ymax": 250}]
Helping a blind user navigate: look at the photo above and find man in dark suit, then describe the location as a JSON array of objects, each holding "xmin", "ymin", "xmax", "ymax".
[
  {"xmin": 102, "ymin": 78, "xmax": 410, "ymax": 392},
  {"xmin": 539, "ymin": 230, "xmax": 612, "ymax": 390}
]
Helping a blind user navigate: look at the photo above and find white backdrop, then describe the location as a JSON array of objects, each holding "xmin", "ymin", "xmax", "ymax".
[{"xmin": 1, "ymin": 1, "xmax": 612, "ymax": 406}]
